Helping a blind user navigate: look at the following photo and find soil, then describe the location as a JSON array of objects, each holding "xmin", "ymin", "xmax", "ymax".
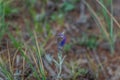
[{"xmin": 0, "ymin": 0, "xmax": 120, "ymax": 80}]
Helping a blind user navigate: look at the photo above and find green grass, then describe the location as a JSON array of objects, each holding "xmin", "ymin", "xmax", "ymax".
[
  {"xmin": 84, "ymin": 0, "xmax": 115, "ymax": 53},
  {"xmin": 0, "ymin": 0, "xmax": 7, "ymax": 41},
  {"xmin": 33, "ymin": 31, "xmax": 46, "ymax": 80},
  {"xmin": 4, "ymin": 31, "xmax": 47, "ymax": 80},
  {"xmin": 0, "ymin": 57, "xmax": 13, "ymax": 80},
  {"xmin": 79, "ymin": 34, "xmax": 98, "ymax": 49},
  {"xmin": 0, "ymin": 0, "xmax": 119, "ymax": 80},
  {"xmin": 0, "ymin": 0, "xmax": 19, "ymax": 42},
  {"xmin": 0, "ymin": 2, "xmax": 12, "ymax": 78},
  {"xmin": 99, "ymin": 0, "xmax": 114, "ymax": 53}
]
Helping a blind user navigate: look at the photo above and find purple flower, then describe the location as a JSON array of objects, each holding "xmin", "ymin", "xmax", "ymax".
[{"xmin": 57, "ymin": 32, "xmax": 66, "ymax": 48}]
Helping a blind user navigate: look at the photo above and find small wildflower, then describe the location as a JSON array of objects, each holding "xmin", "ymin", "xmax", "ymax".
[
  {"xmin": 57, "ymin": 32, "xmax": 66, "ymax": 49},
  {"xmin": 53, "ymin": 31, "xmax": 66, "ymax": 79}
]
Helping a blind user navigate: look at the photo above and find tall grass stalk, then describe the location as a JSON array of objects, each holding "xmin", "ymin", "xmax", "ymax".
[
  {"xmin": 21, "ymin": 49, "xmax": 40, "ymax": 80},
  {"xmin": 21, "ymin": 31, "xmax": 47, "ymax": 80},
  {"xmin": 0, "ymin": 0, "xmax": 6, "ymax": 41},
  {"xmin": 0, "ymin": 1, "xmax": 13, "ymax": 77},
  {"xmin": 95, "ymin": 0, "xmax": 120, "ymax": 29},
  {"xmin": 99, "ymin": 0, "xmax": 114, "ymax": 53},
  {"xmin": 33, "ymin": 31, "xmax": 46, "ymax": 80},
  {"xmin": 0, "ymin": 54, "xmax": 13, "ymax": 80},
  {"xmin": 84, "ymin": 0, "xmax": 115, "ymax": 53},
  {"xmin": 8, "ymin": 32, "xmax": 46, "ymax": 79}
]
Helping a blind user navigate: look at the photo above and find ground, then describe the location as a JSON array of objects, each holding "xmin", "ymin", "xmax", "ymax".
[{"xmin": 0, "ymin": 0, "xmax": 120, "ymax": 80}]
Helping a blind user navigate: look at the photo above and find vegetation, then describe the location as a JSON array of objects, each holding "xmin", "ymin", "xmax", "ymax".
[{"xmin": 0, "ymin": 0, "xmax": 120, "ymax": 80}]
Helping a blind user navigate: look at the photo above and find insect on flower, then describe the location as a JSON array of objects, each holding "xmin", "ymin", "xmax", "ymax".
[{"xmin": 57, "ymin": 32, "xmax": 66, "ymax": 49}]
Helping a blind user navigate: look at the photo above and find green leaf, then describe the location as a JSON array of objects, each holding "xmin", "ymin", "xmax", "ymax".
[{"xmin": 61, "ymin": 2, "xmax": 75, "ymax": 12}]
